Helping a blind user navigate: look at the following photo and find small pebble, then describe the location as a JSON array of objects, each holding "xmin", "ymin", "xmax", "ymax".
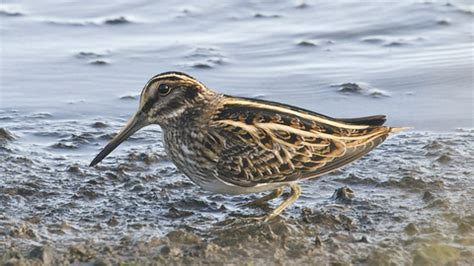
[{"xmin": 404, "ymin": 223, "xmax": 419, "ymax": 235}]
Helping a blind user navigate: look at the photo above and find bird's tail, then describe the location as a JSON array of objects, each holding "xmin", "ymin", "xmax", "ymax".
[{"xmin": 389, "ymin": 127, "xmax": 412, "ymax": 133}]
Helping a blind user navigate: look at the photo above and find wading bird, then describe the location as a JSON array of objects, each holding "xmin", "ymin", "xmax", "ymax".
[{"xmin": 90, "ymin": 72, "xmax": 404, "ymax": 221}]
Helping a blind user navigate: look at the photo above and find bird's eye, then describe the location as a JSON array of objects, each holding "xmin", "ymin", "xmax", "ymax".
[{"xmin": 158, "ymin": 84, "xmax": 171, "ymax": 96}]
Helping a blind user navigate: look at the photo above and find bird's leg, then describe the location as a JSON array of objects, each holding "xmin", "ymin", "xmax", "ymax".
[
  {"xmin": 263, "ymin": 183, "xmax": 301, "ymax": 222},
  {"xmin": 243, "ymin": 187, "xmax": 284, "ymax": 207}
]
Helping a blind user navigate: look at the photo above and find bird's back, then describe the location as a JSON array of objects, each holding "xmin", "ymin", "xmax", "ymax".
[{"xmin": 204, "ymin": 96, "xmax": 396, "ymax": 188}]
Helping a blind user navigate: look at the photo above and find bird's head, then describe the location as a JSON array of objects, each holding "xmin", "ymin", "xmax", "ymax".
[{"xmin": 89, "ymin": 71, "xmax": 213, "ymax": 166}]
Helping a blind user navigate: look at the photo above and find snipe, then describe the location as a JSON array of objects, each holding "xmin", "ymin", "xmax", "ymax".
[{"xmin": 90, "ymin": 72, "xmax": 404, "ymax": 221}]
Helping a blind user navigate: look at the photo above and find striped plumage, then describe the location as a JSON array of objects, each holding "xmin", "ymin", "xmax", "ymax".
[{"xmin": 90, "ymin": 72, "xmax": 404, "ymax": 221}]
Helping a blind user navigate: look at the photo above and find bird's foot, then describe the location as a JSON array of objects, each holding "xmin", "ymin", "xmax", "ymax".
[
  {"xmin": 239, "ymin": 187, "xmax": 284, "ymax": 209},
  {"xmin": 240, "ymin": 199, "xmax": 270, "ymax": 208}
]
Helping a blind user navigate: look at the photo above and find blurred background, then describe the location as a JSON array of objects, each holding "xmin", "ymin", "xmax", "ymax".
[
  {"xmin": 1, "ymin": 0, "xmax": 472, "ymax": 130},
  {"xmin": 1, "ymin": 0, "xmax": 473, "ymax": 265}
]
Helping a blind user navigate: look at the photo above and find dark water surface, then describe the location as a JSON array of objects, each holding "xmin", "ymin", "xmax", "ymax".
[{"xmin": 1, "ymin": 0, "xmax": 473, "ymax": 264}]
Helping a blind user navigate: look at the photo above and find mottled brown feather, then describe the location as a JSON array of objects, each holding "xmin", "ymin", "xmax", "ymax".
[{"xmin": 208, "ymin": 97, "xmax": 391, "ymax": 187}]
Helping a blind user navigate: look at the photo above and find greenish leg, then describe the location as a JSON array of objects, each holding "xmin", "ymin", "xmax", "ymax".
[
  {"xmin": 243, "ymin": 187, "xmax": 284, "ymax": 207},
  {"xmin": 263, "ymin": 183, "xmax": 301, "ymax": 222}
]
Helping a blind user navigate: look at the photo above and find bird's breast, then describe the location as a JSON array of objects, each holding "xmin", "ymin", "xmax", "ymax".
[
  {"xmin": 161, "ymin": 124, "xmax": 291, "ymax": 195},
  {"xmin": 162, "ymin": 126, "xmax": 219, "ymax": 187}
]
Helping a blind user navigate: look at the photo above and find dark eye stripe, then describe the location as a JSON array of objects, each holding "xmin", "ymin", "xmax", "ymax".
[{"xmin": 142, "ymin": 98, "xmax": 155, "ymax": 113}]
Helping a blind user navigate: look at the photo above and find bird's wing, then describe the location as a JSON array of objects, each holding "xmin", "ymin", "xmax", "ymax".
[{"xmin": 208, "ymin": 97, "xmax": 391, "ymax": 187}]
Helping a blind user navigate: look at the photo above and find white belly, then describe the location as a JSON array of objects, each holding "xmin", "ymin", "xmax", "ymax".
[{"xmin": 193, "ymin": 176, "xmax": 283, "ymax": 195}]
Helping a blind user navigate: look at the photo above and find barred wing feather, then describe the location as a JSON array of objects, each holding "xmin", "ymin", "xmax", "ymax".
[{"xmin": 209, "ymin": 97, "xmax": 391, "ymax": 187}]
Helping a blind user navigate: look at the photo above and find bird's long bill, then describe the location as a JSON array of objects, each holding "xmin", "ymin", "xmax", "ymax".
[{"xmin": 89, "ymin": 112, "xmax": 146, "ymax": 167}]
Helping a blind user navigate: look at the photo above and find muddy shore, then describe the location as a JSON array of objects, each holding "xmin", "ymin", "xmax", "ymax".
[{"xmin": 1, "ymin": 126, "xmax": 473, "ymax": 265}]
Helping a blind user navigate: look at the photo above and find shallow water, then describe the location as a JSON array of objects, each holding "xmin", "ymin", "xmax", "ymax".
[{"xmin": 1, "ymin": 0, "xmax": 473, "ymax": 264}]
